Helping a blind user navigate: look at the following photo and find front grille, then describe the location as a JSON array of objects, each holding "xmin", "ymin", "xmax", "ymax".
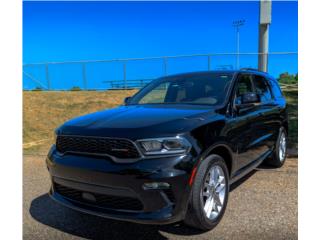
[
  {"xmin": 56, "ymin": 135, "xmax": 140, "ymax": 159},
  {"xmin": 54, "ymin": 183, "xmax": 144, "ymax": 211}
]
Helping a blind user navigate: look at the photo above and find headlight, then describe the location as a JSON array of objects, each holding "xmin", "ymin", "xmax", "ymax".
[{"xmin": 137, "ymin": 137, "xmax": 191, "ymax": 156}]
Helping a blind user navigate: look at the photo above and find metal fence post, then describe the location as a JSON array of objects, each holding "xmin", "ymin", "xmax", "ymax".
[
  {"xmin": 82, "ymin": 63, "xmax": 87, "ymax": 90},
  {"xmin": 123, "ymin": 61, "xmax": 127, "ymax": 89},
  {"xmin": 45, "ymin": 64, "xmax": 51, "ymax": 90},
  {"xmin": 163, "ymin": 57, "xmax": 168, "ymax": 76},
  {"xmin": 208, "ymin": 55, "xmax": 211, "ymax": 70}
]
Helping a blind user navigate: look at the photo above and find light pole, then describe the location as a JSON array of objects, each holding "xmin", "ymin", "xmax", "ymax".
[
  {"xmin": 258, "ymin": 0, "xmax": 272, "ymax": 72},
  {"xmin": 232, "ymin": 19, "xmax": 245, "ymax": 69}
]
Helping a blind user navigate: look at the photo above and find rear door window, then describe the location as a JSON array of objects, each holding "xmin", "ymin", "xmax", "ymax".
[{"xmin": 253, "ymin": 75, "xmax": 272, "ymax": 103}]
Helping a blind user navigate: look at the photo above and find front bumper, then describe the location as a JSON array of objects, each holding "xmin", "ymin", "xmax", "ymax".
[{"xmin": 46, "ymin": 145, "xmax": 196, "ymax": 224}]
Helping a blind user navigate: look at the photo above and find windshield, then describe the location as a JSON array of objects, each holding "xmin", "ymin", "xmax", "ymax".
[{"xmin": 129, "ymin": 73, "xmax": 234, "ymax": 106}]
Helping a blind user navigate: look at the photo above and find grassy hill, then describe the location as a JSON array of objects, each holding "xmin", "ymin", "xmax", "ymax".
[
  {"xmin": 23, "ymin": 89, "xmax": 297, "ymax": 154},
  {"xmin": 23, "ymin": 90, "xmax": 137, "ymax": 153}
]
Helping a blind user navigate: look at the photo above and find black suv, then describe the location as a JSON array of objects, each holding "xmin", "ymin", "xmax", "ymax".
[{"xmin": 47, "ymin": 70, "xmax": 288, "ymax": 230}]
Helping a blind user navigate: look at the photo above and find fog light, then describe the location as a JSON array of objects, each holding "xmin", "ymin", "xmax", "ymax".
[{"xmin": 143, "ymin": 182, "xmax": 170, "ymax": 190}]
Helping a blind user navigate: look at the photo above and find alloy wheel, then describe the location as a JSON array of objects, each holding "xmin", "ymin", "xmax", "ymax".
[
  {"xmin": 279, "ymin": 132, "xmax": 287, "ymax": 162},
  {"xmin": 201, "ymin": 165, "xmax": 226, "ymax": 220}
]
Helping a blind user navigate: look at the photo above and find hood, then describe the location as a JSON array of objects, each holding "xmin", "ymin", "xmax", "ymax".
[{"xmin": 57, "ymin": 104, "xmax": 220, "ymax": 139}]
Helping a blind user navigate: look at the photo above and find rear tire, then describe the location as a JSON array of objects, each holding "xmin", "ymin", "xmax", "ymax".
[
  {"xmin": 184, "ymin": 154, "xmax": 229, "ymax": 231},
  {"xmin": 265, "ymin": 127, "xmax": 288, "ymax": 168}
]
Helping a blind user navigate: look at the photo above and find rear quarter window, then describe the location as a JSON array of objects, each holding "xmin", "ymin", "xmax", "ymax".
[{"xmin": 269, "ymin": 79, "xmax": 284, "ymax": 98}]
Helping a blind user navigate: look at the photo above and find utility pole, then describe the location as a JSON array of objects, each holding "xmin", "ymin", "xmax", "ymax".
[
  {"xmin": 233, "ymin": 19, "xmax": 245, "ymax": 69},
  {"xmin": 258, "ymin": 0, "xmax": 272, "ymax": 72}
]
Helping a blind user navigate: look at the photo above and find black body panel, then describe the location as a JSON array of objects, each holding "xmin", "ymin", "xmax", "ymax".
[{"xmin": 46, "ymin": 70, "xmax": 288, "ymax": 224}]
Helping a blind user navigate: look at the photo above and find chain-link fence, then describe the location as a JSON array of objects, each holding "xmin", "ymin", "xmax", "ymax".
[{"xmin": 23, "ymin": 52, "xmax": 298, "ymax": 91}]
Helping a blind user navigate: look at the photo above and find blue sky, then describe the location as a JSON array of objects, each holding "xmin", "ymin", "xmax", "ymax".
[{"xmin": 23, "ymin": 1, "xmax": 298, "ymax": 90}]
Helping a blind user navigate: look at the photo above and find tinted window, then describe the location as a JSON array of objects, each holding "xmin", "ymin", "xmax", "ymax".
[
  {"xmin": 139, "ymin": 82, "xmax": 169, "ymax": 104},
  {"xmin": 236, "ymin": 75, "xmax": 254, "ymax": 95},
  {"xmin": 130, "ymin": 73, "xmax": 234, "ymax": 105},
  {"xmin": 253, "ymin": 75, "xmax": 272, "ymax": 102},
  {"xmin": 270, "ymin": 79, "xmax": 283, "ymax": 98},
  {"xmin": 235, "ymin": 74, "xmax": 254, "ymax": 104}
]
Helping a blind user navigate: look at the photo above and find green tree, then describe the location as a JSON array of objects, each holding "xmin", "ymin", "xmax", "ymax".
[{"xmin": 278, "ymin": 72, "xmax": 298, "ymax": 84}]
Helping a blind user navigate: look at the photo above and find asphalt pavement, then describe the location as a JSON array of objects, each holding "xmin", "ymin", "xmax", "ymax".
[{"xmin": 23, "ymin": 154, "xmax": 297, "ymax": 240}]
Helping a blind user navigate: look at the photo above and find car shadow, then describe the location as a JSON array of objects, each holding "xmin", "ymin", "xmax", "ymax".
[
  {"xmin": 29, "ymin": 167, "xmax": 263, "ymax": 239},
  {"xmin": 229, "ymin": 161, "xmax": 276, "ymax": 192},
  {"xmin": 29, "ymin": 194, "xmax": 206, "ymax": 240},
  {"xmin": 229, "ymin": 170, "xmax": 257, "ymax": 192}
]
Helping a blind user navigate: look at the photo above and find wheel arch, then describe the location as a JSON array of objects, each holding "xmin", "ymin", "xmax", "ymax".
[{"xmin": 200, "ymin": 143, "xmax": 235, "ymax": 177}]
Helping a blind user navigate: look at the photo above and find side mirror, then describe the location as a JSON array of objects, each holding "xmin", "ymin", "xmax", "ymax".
[
  {"xmin": 235, "ymin": 92, "xmax": 260, "ymax": 110},
  {"xmin": 241, "ymin": 92, "xmax": 260, "ymax": 104},
  {"xmin": 124, "ymin": 96, "xmax": 131, "ymax": 105}
]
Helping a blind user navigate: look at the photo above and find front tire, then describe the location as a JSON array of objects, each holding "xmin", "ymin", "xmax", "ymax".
[{"xmin": 184, "ymin": 154, "xmax": 229, "ymax": 231}]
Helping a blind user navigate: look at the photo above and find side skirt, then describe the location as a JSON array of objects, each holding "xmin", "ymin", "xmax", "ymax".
[{"xmin": 229, "ymin": 150, "xmax": 272, "ymax": 185}]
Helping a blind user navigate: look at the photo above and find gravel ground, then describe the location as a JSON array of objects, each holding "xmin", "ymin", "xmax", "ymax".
[{"xmin": 23, "ymin": 155, "xmax": 297, "ymax": 240}]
